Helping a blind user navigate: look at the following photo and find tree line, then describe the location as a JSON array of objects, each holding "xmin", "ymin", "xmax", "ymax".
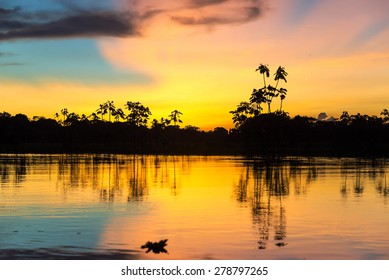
[
  {"xmin": 228, "ymin": 64, "xmax": 389, "ymax": 156},
  {"xmin": 2, "ymin": 64, "xmax": 389, "ymax": 156},
  {"xmin": 51, "ymin": 101, "xmax": 182, "ymax": 128},
  {"xmin": 0, "ymin": 101, "xmax": 230, "ymax": 154}
]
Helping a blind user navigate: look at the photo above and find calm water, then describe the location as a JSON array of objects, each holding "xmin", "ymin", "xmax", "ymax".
[{"xmin": 0, "ymin": 154, "xmax": 388, "ymax": 260}]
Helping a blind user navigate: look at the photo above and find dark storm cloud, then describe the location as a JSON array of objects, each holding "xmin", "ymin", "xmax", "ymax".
[
  {"xmin": 0, "ymin": 2, "xmax": 138, "ymax": 41},
  {"xmin": 0, "ymin": 0, "xmax": 266, "ymax": 41},
  {"xmin": 0, "ymin": 12, "xmax": 137, "ymax": 40}
]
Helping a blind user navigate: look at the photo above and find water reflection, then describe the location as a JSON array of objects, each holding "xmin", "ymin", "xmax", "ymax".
[
  {"xmin": 339, "ymin": 158, "xmax": 389, "ymax": 198},
  {"xmin": 234, "ymin": 159, "xmax": 293, "ymax": 250},
  {"xmin": 234, "ymin": 157, "xmax": 389, "ymax": 252},
  {"xmin": 1, "ymin": 154, "xmax": 388, "ymax": 204},
  {"xmin": 0, "ymin": 155, "xmax": 29, "ymax": 187},
  {"xmin": 1, "ymin": 155, "xmax": 389, "ymax": 259}
]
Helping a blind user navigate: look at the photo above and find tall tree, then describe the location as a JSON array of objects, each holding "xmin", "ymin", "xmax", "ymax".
[
  {"xmin": 274, "ymin": 66, "xmax": 288, "ymax": 89},
  {"xmin": 60, "ymin": 108, "xmax": 68, "ymax": 124},
  {"xmin": 124, "ymin": 101, "xmax": 152, "ymax": 127},
  {"xmin": 112, "ymin": 108, "xmax": 126, "ymax": 122},
  {"xmin": 255, "ymin": 64, "xmax": 270, "ymax": 88},
  {"xmin": 252, "ymin": 65, "xmax": 288, "ymax": 113},
  {"xmin": 168, "ymin": 110, "xmax": 183, "ymax": 126},
  {"xmin": 278, "ymin": 88, "xmax": 287, "ymax": 111},
  {"xmin": 96, "ymin": 103, "xmax": 108, "ymax": 121},
  {"xmin": 105, "ymin": 100, "xmax": 116, "ymax": 122},
  {"xmin": 54, "ymin": 112, "xmax": 60, "ymax": 122}
]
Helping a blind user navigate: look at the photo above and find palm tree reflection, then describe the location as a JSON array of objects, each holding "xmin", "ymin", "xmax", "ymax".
[
  {"xmin": 235, "ymin": 158, "xmax": 292, "ymax": 250},
  {"xmin": 0, "ymin": 155, "xmax": 28, "ymax": 187},
  {"xmin": 338, "ymin": 159, "xmax": 388, "ymax": 198},
  {"xmin": 127, "ymin": 155, "xmax": 148, "ymax": 202}
]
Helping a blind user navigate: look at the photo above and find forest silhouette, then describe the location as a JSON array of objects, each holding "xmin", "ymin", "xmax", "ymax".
[{"xmin": 1, "ymin": 65, "xmax": 389, "ymax": 156}]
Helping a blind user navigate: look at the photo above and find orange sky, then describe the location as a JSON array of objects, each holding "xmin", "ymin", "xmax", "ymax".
[{"xmin": 1, "ymin": 0, "xmax": 389, "ymax": 130}]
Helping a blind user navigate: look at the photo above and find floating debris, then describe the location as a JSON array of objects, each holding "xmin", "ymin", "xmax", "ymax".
[{"xmin": 141, "ymin": 239, "xmax": 168, "ymax": 254}]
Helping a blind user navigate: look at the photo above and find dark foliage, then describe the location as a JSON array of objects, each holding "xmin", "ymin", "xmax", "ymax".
[
  {"xmin": 1, "ymin": 111, "xmax": 389, "ymax": 156},
  {"xmin": 0, "ymin": 112, "xmax": 234, "ymax": 155},
  {"xmin": 232, "ymin": 112, "xmax": 389, "ymax": 156}
]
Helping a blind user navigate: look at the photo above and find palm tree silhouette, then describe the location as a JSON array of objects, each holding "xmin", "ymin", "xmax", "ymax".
[
  {"xmin": 278, "ymin": 88, "xmax": 287, "ymax": 111},
  {"xmin": 96, "ymin": 103, "xmax": 108, "ymax": 121},
  {"xmin": 169, "ymin": 110, "xmax": 183, "ymax": 126},
  {"xmin": 105, "ymin": 100, "xmax": 116, "ymax": 122},
  {"xmin": 265, "ymin": 85, "xmax": 278, "ymax": 113},
  {"xmin": 112, "ymin": 108, "xmax": 125, "ymax": 122},
  {"xmin": 251, "ymin": 65, "xmax": 288, "ymax": 113},
  {"xmin": 54, "ymin": 112, "xmax": 60, "ymax": 123},
  {"xmin": 125, "ymin": 101, "xmax": 152, "ymax": 127},
  {"xmin": 271, "ymin": 66, "xmax": 288, "ymax": 113},
  {"xmin": 274, "ymin": 66, "xmax": 288, "ymax": 89},
  {"xmin": 60, "ymin": 108, "xmax": 68, "ymax": 124},
  {"xmin": 256, "ymin": 64, "xmax": 270, "ymax": 88}
]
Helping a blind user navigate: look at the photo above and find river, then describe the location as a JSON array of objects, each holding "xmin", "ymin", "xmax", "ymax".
[{"xmin": 0, "ymin": 154, "xmax": 388, "ymax": 259}]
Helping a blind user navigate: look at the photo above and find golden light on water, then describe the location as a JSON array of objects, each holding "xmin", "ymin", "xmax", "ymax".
[{"xmin": 2, "ymin": 155, "xmax": 388, "ymax": 259}]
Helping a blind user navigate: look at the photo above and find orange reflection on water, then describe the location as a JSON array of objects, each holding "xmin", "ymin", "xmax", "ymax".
[{"xmin": 1, "ymin": 155, "xmax": 389, "ymax": 259}]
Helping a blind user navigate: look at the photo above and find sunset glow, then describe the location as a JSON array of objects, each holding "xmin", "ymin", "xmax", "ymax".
[{"xmin": 1, "ymin": 0, "xmax": 389, "ymax": 129}]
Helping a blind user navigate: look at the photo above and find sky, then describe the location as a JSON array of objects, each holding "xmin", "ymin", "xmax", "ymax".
[{"xmin": 0, "ymin": 0, "xmax": 389, "ymax": 130}]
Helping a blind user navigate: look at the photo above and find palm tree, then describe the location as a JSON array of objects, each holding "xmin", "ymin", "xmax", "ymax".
[
  {"xmin": 255, "ymin": 64, "xmax": 270, "ymax": 88},
  {"xmin": 105, "ymin": 100, "xmax": 116, "ymax": 122},
  {"xmin": 124, "ymin": 101, "xmax": 152, "ymax": 127},
  {"xmin": 96, "ymin": 103, "xmax": 108, "ymax": 121},
  {"xmin": 269, "ymin": 66, "xmax": 288, "ymax": 113},
  {"xmin": 278, "ymin": 88, "xmax": 287, "ymax": 111},
  {"xmin": 274, "ymin": 66, "xmax": 288, "ymax": 89},
  {"xmin": 112, "ymin": 108, "xmax": 125, "ymax": 122},
  {"xmin": 265, "ymin": 85, "xmax": 278, "ymax": 113},
  {"xmin": 54, "ymin": 112, "xmax": 60, "ymax": 123},
  {"xmin": 60, "ymin": 108, "xmax": 68, "ymax": 124},
  {"xmin": 168, "ymin": 110, "xmax": 183, "ymax": 126}
]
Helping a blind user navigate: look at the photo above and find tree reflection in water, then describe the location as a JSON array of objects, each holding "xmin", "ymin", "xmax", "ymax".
[
  {"xmin": 234, "ymin": 158, "xmax": 322, "ymax": 250},
  {"xmin": 234, "ymin": 159, "xmax": 293, "ymax": 250},
  {"xmin": 233, "ymin": 157, "xmax": 389, "ymax": 251},
  {"xmin": 1, "ymin": 155, "xmax": 389, "ymax": 258},
  {"xmin": 0, "ymin": 155, "xmax": 28, "ymax": 187},
  {"xmin": 340, "ymin": 158, "xmax": 389, "ymax": 199}
]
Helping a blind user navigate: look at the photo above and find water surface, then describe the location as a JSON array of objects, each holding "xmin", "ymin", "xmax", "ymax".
[{"xmin": 0, "ymin": 154, "xmax": 388, "ymax": 259}]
